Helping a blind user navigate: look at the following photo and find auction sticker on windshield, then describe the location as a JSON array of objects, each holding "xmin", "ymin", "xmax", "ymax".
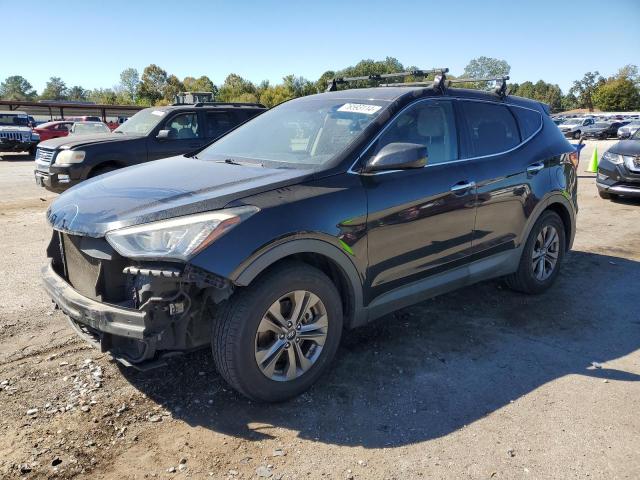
[{"xmin": 337, "ymin": 103, "xmax": 382, "ymax": 115}]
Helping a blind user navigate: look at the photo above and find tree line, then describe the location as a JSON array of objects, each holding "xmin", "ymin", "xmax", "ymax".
[{"xmin": 1, "ymin": 57, "xmax": 639, "ymax": 112}]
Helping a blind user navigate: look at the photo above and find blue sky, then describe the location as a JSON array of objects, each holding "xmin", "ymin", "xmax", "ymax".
[{"xmin": 2, "ymin": 0, "xmax": 638, "ymax": 94}]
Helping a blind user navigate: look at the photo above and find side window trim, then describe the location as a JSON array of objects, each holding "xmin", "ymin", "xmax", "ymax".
[{"xmin": 348, "ymin": 97, "xmax": 544, "ymax": 175}]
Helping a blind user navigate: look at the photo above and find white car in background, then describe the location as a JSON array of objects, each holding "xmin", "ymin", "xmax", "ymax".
[
  {"xmin": 617, "ymin": 121, "xmax": 640, "ymax": 139},
  {"xmin": 558, "ymin": 117, "xmax": 596, "ymax": 139}
]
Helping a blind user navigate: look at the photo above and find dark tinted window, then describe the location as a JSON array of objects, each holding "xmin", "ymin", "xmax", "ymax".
[
  {"xmin": 205, "ymin": 111, "xmax": 235, "ymax": 138},
  {"xmin": 371, "ymin": 100, "xmax": 458, "ymax": 165},
  {"xmin": 460, "ymin": 101, "xmax": 519, "ymax": 157},
  {"xmin": 512, "ymin": 106, "xmax": 542, "ymax": 140}
]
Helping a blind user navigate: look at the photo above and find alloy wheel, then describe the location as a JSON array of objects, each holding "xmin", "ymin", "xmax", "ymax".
[
  {"xmin": 254, "ymin": 290, "xmax": 328, "ymax": 382},
  {"xmin": 531, "ymin": 225, "xmax": 560, "ymax": 281}
]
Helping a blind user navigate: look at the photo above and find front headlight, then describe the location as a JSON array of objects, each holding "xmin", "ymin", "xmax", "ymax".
[
  {"xmin": 105, "ymin": 206, "xmax": 259, "ymax": 261},
  {"xmin": 55, "ymin": 150, "xmax": 86, "ymax": 165},
  {"xmin": 601, "ymin": 151, "xmax": 623, "ymax": 165}
]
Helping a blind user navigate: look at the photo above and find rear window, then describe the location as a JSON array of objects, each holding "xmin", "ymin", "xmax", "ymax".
[
  {"xmin": 459, "ymin": 101, "xmax": 519, "ymax": 157},
  {"xmin": 511, "ymin": 106, "xmax": 543, "ymax": 140}
]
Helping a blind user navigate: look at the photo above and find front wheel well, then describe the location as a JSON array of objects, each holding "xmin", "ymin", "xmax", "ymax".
[
  {"xmin": 243, "ymin": 253, "xmax": 356, "ymax": 328},
  {"xmin": 89, "ymin": 161, "xmax": 123, "ymax": 177}
]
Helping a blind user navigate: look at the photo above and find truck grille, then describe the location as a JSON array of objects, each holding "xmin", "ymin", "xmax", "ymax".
[
  {"xmin": 35, "ymin": 148, "xmax": 55, "ymax": 164},
  {"xmin": 0, "ymin": 131, "xmax": 26, "ymax": 141}
]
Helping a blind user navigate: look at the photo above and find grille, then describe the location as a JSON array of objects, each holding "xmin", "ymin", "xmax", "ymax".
[
  {"xmin": 0, "ymin": 131, "xmax": 27, "ymax": 141},
  {"xmin": 60, "ymin": 233, "xmax": 129, "ymax": 303},
  {"xmin": 36, "ymin": 148, "xmax": 55, "ymax": 164}
]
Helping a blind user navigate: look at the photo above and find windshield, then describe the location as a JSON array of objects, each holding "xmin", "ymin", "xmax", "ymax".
[
  {"xmin": 71, "ymin": 123, "xmax": 110, "ymax": 135},
  {"xmin": 0, "ymin": 113, "xmax": 29, "ymax": 127},
  {"xmin": 200, "ymin": 97, "xmax": 388, "ymax": 166},
  {"xmin": 113, "ymin": 108, "xmax": 166, "ymax": 135}
]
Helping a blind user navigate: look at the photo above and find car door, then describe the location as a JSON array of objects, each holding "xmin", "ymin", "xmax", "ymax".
[
  {"xmin": 362, "ymin": 99, "xmax": 477, "ymax": 302},
  {"xmin": 456, "ymin": 100, "xmax": 547, "ymax": 258},
  {"xmin": 147, "ymin": 111, "xmax": 206, "ymax": 161}
]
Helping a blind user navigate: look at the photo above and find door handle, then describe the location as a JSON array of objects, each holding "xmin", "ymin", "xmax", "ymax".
[
  {"xmin": 450, "ymin": 180, "xmax": 476, "ymax": 193},
  {"xmin": 527, "ymin": 162, "xmax": 545, "ymax": 174}
]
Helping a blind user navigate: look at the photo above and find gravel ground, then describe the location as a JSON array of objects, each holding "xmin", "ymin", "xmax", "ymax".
[{"xmin": 0, "ymin": 141, "xmax": 639, "ymax": 480}]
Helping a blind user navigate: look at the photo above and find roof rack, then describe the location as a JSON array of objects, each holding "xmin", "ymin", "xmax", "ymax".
[
  {"xmin": 448, "ymin": 76, "xmax": 510, "ymax": 97},
  {"xmin": 171, "ymin": 101, "xmax": 266, "ymax": 108},
  {"xmin": 326, "ymin": 68, "xmax": 510, "ymax": 97},
  {"xmin": 326, "ymin": 68, "xmax": 449, "ymax": 92}
]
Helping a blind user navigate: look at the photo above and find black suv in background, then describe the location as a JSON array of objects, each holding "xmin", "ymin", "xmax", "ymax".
[
  {"xmin": 34, "ymin": 102, "xmax": 266, "ymax": 192},
  {"xmin": 597, "ymin": 128, "xmax": 640, "ymax": 199},
  {"xmin": 43, "ymin": 77, "xmax": 578, "ymax": 402}
]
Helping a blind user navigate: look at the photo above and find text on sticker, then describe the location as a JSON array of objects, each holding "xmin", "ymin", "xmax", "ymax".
[{"xmin": 337, "ymin": 103, "xmax": 382, "ymax": 115}]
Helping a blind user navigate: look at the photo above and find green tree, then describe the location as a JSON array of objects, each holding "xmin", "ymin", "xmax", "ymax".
[
  {"xmin": 593, "ymin": 78, "xmax": 640, "ymax": 111},
  {"xmin": 119, "ymin": 68, "xmax": 140, "ymax": 102},
  {"xmin": 67, "ymin": 85, "xmax": 88, "ymax": 102},
  {"xmin": 512, "ymin": 80, "xmax": 563, "ymax": 112},
  {"xmin": 569, "ymin": 71, "xmax": 604, "ymax": 111},
  {"xmin": 616, "ymin": 64, "xmax": 639, "ymax": 86},
  {"xmin": 462, "ymin": 56, "xmax": 510, "ymax": 90},
  {"xmin": 137, "ymin": 64, "xmax": 168, "ymax": 105},
  {"xmin": 0, "ymin": 75, "xmax": 37, "ymax": 100},
  {"xmin": 561, "ymin": 93, "xmax": 579, "ymax": 111},
  {"xmin": 259, "ymin": 84, "xmax": 293, "ymax": 107},
  {"xmin": 161, "ymin": 74, "xmax": 184, "ymax": 104},
  {"xmin": 40, "ymin": 77, "xmax": 68, "ymax": 100},
  {"xmin": 217, "ymin": 74, "xmax": 258, "ymax": 103},
  {"xmin": 87, "ymin": 88, "xmax": 117, "ymax": 105},
  {"xmin": 183, "ymin": 75, "xmax": 217, "ymax": 96}
]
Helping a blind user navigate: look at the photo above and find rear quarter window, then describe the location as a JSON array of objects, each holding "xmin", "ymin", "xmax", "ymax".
[
  {"xmin": 511, "ymin": 106, "xmax": 543, "ymax": 140},
  {"xmin": 459, "ymin": 101, "xmax": 520, "ymax": 158}
]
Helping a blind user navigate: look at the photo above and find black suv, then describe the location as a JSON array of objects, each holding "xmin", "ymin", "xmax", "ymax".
[
  {"xmin": 34, "ymin": 102, "xmax": 266, "ymax": 192},
  {"xmin": 42, "ymin": 77, "xmax": 578, "ymax": 402},
  {"xmin": 597, "ymin": 128, "xmax": 640, "ymax": 199}
]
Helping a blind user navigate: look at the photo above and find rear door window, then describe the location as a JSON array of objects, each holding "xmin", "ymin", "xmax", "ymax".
[
  {"xmin": 205, "ymin": 111, "xmax": 236, "ymax": 139},
  {"xmin": 459, "ymin": 101, "xmax": 520, "ymax": 158},
  {"xmin": 511, "ymin": 106, "xmax": 543, "ymax": 140}
]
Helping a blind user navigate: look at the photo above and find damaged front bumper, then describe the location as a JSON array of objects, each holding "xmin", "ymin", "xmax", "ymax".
[{"xmin": 42, "ymin": 230, "xmax": 232, "ymax": 369}]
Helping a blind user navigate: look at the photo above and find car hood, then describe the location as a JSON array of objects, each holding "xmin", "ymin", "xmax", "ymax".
[
  {"xmin": 38, "ymin": 132, "xmax": 139, "ymax": 150},
  {"xmin": 608, "ymin": 140, "xmax": 640, "ymax": 156},
  {"xmin": 47, "ymin": 156, "xmax": 314, "ymax": 237}
]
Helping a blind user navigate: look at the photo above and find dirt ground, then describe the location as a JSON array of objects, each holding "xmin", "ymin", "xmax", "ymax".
[{"xmin": 0, "ymin": 141, "xmax": 638, "ymax": 480}]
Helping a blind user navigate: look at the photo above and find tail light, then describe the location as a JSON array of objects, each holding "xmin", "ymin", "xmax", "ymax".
[{"xmin": 568, "ymin": 151, "xmax": 579, "ymax": 170}]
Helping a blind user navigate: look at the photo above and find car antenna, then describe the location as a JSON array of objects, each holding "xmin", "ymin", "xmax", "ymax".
[{"xmin": 325, "ymin": 68, "xmax": 449, "ymax": 92}]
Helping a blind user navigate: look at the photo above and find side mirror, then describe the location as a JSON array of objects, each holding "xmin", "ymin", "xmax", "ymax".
[
  {"xmin": 156, "ymin": 129, "xmax": 170, "ymax": 140},
  {"xmin": 364, "ymin": 142, "xmax": 428, "ymax": 173}
]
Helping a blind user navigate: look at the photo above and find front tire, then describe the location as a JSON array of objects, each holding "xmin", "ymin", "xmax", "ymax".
[
  {"xmin": 572, "ymin": 130, "xmax": 581, "ymax": 140},
  {"xmin": 506, "ymin": 211, "xmax": 566, "ymax": 294},
  {"xmin": 211, "ymin": 261, "xmax": 343, "ymax": 402}
]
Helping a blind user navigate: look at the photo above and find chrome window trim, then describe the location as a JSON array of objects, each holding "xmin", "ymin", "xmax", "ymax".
[{"xmin": 348, "ymin": 97, "xmax": 544, "ymax": 175}]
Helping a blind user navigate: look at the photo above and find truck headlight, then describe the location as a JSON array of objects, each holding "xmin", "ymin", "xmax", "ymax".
[
  {"xmin": 105, "ymin": 206, "xmax": 259, "ymax": 261},
  {"xmin": 55, "ymin": 150, "xmax": 86, "ymax": 165},
  {"xmin": 601, "ymin": 151, "xmax": 623, "ymax": 165}
]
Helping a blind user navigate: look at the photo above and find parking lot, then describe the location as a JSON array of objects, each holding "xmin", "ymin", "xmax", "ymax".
[{"xmin": 0, "ymin": 140, "xmax": 638, "ymax": 479}]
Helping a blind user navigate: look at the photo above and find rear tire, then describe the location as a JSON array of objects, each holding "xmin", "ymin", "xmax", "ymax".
[
  {"xmin": 505, "ymin": 211, "xmax": 566, "ymax": 294},
  {"xmin": 211, "ymin": 261, "xmax": 343, "ymax": 402}
]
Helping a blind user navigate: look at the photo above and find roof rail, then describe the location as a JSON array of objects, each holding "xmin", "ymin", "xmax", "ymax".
[
  {"xmin": 326, "ymin": 68, "xmax": 449, "ymax": 92},
  {"xmin": 171, "ymin": 101, "xmax": 266, "ymax": 108}
]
